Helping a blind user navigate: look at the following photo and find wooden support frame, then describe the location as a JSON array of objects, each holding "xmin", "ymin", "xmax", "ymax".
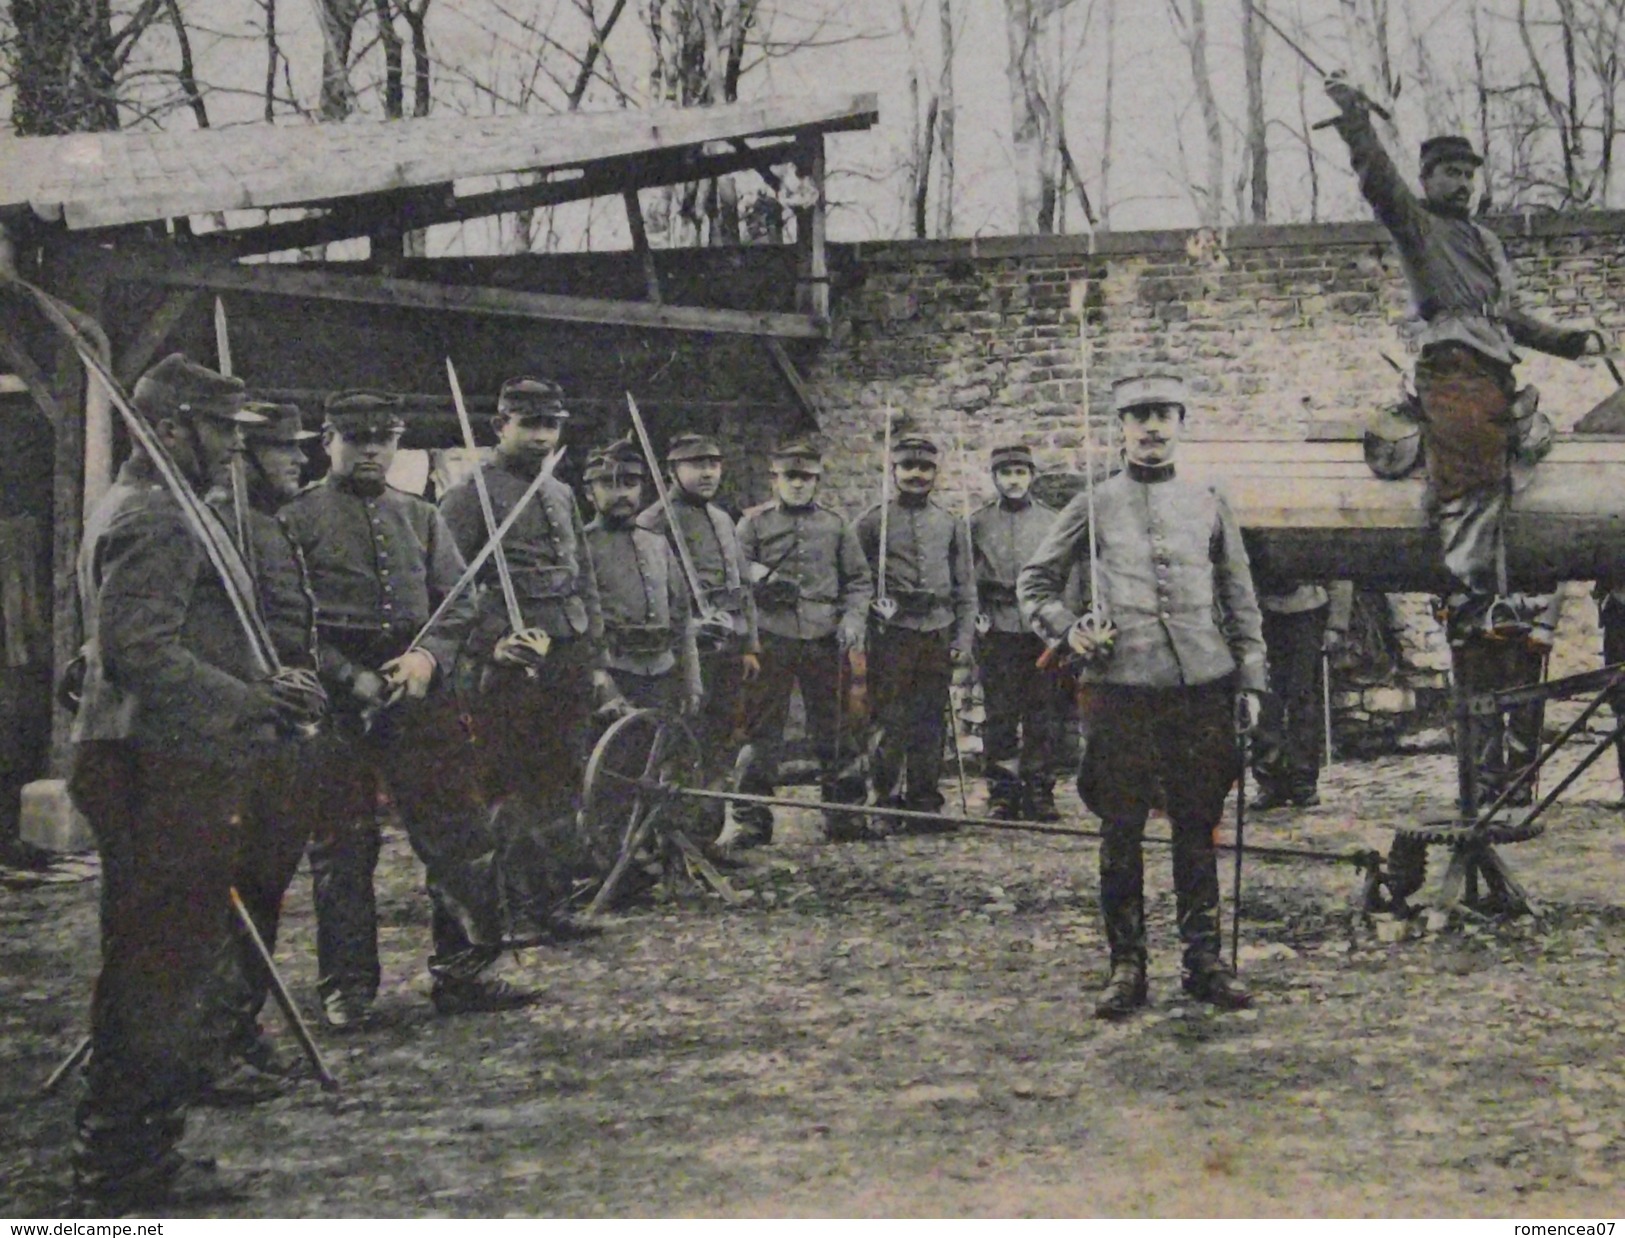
[
  {"xmin": 136, "ymin": 262, "xmax": 826, "ymax": 339},
  {"xmin": 115, "ymin": 289, "xmax": 200, "ymax": 385},
  {"xmin": 761, "ymin": 338, "xmax": 821, "ymax": 428}
]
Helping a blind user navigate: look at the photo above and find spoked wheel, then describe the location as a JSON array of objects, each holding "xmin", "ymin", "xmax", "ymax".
[{"xmin": 579, "ymin": 709, "xmax": 701, "ymax": 913}]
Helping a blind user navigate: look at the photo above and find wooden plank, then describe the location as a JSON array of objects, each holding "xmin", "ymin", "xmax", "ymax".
[
  {"xmin": 140, "ymin": 263, "xmax": 827, "ymax": 340},
  {"xmin": 2, "ymin": 93, "xmax": 879, "ymax": 232}
]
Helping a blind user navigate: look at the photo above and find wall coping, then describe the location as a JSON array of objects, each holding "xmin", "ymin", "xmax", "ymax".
[{"xmin": 837, "ymin": 208, "xmax": 1625, "ymax": 265}]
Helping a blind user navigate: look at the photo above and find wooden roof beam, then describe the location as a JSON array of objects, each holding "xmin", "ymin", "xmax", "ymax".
[
  {"xmin": 136, "ymin": 263, "xmax": 827, "ymax": 339},
  {"xmin": 178, "ymin": 137, "xmax": 802, "ymax": 260}
]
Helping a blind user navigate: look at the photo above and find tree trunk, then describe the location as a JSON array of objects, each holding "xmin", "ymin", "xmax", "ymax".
[
  {"xmin": 312, "ymin": 0, "xmax": 362, "ymax": 121},
  {"xmin": 1005, "ymin": 0, "xmax": 1056, "ymax": 233},
  {"xmin": 935, "ymin": 0, "xmax": 956, "ymax": 237},
  {"xmin": 1099, "ymin": 0, "xmax": 1116, "ymax": 227},
  {"xmin": 1242, "ymin": 0, "xmax": 1267, "ymax": 223},
  {"xmin": 10, "ymin": 0, "xmax": 122, "ymax": 134},
  {"xmin": 1172, "ymin": 0, "xmax": 1225, "ymax": 228}
]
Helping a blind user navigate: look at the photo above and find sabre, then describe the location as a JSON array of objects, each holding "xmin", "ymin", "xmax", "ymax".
[
  {"xmin": 11, "ymin": 277, "xmax": 276, "ymax": 675},
  {"xmin": 404, "ymin": 445, "xmax": 564, "ymax": 654},
  {"xmin": 1232, "ymin": 717, "xmax": 1249, "ymax": 971},
  {"xmin": 624, "ymin": 391, "xmax": 718, "ymax": 620},
  {"xmin": 1252, "ymin": 3, "xmax": 1393, "ymax": 124},
  {"xmin": 874, "ymin": 407, "xmax": 895, "ymax": 620},
  {"xmin": 230, "ymin": 889, "xmax": 339, "ymax": 1092},
  {"xmin": 215, "ymin": 297, "xmax": 258, "ymax": 584},
  {"xmin": 447, "ymin": 357, "xmax": 524, "ymax": 632},
  {"xmin": 948, "ymin": 408, "xmax": 975, "ymax": 815},
  {"xmin": 42, "ymin": 885, "xmax": 340, "ymax": 1097},
  {"xmin": 1323, "ymin": 649, "xmax": 1335, "ymax": 772},
  {"xmin": 1074, "ymin": 280, "xmax": 1107, "ymax": 640}
]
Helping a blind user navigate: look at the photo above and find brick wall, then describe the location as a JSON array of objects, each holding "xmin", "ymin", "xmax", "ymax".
[{"xmin": 802, "ymin": 213, "xmax": 1625, "ymax": 746}]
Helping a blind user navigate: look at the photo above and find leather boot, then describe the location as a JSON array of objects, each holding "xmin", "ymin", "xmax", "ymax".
[
  {"xmin": 1183, "ymin": 955, "xmax": 1253, "ymax": 1010},
  {"xmin": 1170, "ymin": 815, "xmax": 1236, "ymax": 996},
  {"xmin": 987, "ymin": 761, "xmax": 1022, "ymax": 821},
  {"xmin": 1094, "ymin": 960, "xmax": 1148, "ymax": 1019},
  {"xmin": 1026, "ymin": 781, "xmax": 1061, "ymax": 823},
  {"xmin": 1096, "ymin": 819, "xmax": 1149, "ymax": 1019}
]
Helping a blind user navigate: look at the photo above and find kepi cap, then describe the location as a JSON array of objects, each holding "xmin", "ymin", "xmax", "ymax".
[
  {"xmin": 323, "ymin": 390, "xmax": 406, "ymax": 435},
  {"xmin": 584, "ymin": 438, "xmax": 647, "ymax": 482},
  {"xmin": 893, "ymin": 435, "xmax": 939, "ymax": 464},
  {"xmin": 990, "ymin": 443, "xmax": 1035, "ymax": 469},
  {"xmin": 770, "ymin": 436, "xmax": 824, "ymax": 472},
  {"xmin": 243, "ymin": 401, "xmax": 318, "ymax": 445},
  {"xmin": 131, "ymin": 353, "xmax": 258, "ymax": 425},
  {"xmin": 666, "ymin": 433, "xmax": 723, "ymax": 463},
  {"xmin": 498, "ymin": 376, "xmax": 568, "ymax": 420},
  {"xmin": 1420, "ymin": 134, "xmax": 1483, "ymax": 175},
  {"xmin": 1111, "ymin": 373, "xmax": 1188, "ymax": 416}
]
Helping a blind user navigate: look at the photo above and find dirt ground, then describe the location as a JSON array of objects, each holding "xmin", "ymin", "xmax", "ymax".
[{"xmin": 4, "ymin": 734, "xmax": 1625, "ymax": 1219}]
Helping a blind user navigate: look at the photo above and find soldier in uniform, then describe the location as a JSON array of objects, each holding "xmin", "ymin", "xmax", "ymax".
[
  {"xmin": 584, "ymin": 440, "xmax": 702, "ymax": 714},
  {"xmin": 1322, "ymin": 79, "xmax": 1603, "ymax": 642},
  {"xmin": 1019, "ymin": 374, "xmax": 1265, "ymax": 1019},
  {"xmin": 970, "ymin": 443, "xmax": 1071, "ymax": 822},
  {"xmin": 441, "ymin": 376, "xmax": 610, "ymax": 941},
  {"xmin": 855, "ymin": 434, "xmax": 977, "ymax": 820},
  {"xmin": 636, "ymin": 434, "xmax": 760, "ymax": 835},
  {"xmin": 69, "ymin": 355, "xmax": 306, "ymax": 1207},
  {"xmin": 201, "ymin": 401, "xmax": 324, "ymax": 1095},
  {"xmin": 1250, "ymin": 581, "xmax": 1354, "ymax": 810},
  {"xmin": 728, "ymin": 437, "xmax": 872, "ymax": 846},
  {"xmin": 281, "ymin": 391, "xmax": 525, "ymax": 1026}
]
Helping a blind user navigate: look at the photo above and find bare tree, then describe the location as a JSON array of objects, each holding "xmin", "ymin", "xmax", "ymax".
[
  {"xmin": 9, "ymin": 0, "xmax": 166, "ymax": 134},
  {"xmin": 935, "ymin": 0, "xmax": 956, "ymax": 236},
  {"xmin": 1005, "ymin": 0, "xmax": 1058, "ymax": 232},
  {"xmin": 1243, "ymin": 0, "xmax": 1267, "ymax": 222},
  {"xmin": 1166, "ymin": 0, "xmax": 1224, "ymax": 228}
]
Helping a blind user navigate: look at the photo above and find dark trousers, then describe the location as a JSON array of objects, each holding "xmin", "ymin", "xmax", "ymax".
[
  {"xmin": 1079, "ymin": 679, "xmax": 1238, "ymax": 973},
  {"xmin": 1606, "ymin": 605, "xmax": 1625, "ymax": 790},
  {"xmin": 1253, "ymin": 607, "xmax": 1329, "ymax": 798},
  {"xmin": 206, "ymin": 742, "xmax": 316, "ymax": 1055},
  {"xmin": 1416, "ymin": 343, "xmax": 1516, "ymax": 598},
  {"xmin": 870, "ymin": 624, "xmax": 952, "ymax": 811},
  {"xmin": 1454, "ymin": 635, "xmax": 1546, "ymax": 804},
  {"xmin": 977, "ymin": 630, "xmax": 1069, "ymax": 808},
  {"xmin": 474, "ymin": 640, "xmax": 595, "ymax": 921},
  {"xmin": 308, "ymin": 696, "xmax": 501, "ymax": 1000},
  {"xmin": 613, "ymin": 669, "xmax": 679, "ymax": 713},
  {"xmin": 68, "ymin": 742, "xmax": 242, "ymax": 1185},
  {"xmin": 737, "ymin": 632, "xmax": 864, "ymax": 831}
]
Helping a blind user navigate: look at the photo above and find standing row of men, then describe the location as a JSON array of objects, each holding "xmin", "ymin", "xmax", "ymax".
[{"xmin": 62, "ymin": 354, "xmax": 1095, "ymax": 1208}]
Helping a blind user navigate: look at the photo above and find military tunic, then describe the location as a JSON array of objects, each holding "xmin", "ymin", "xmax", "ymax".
[
  {"xmin": 585, "ymin": 515, "xmax": 701, "ymax": 711},
  {"xmin": 735, "ymin": 500, "xmax": 873, "ymax": 833},
  {"xmin": 1018, "ymin": 461, "xmax": 1265, "ymax": 976},
  {"xmin": 969, "ymin": 497, "xmax": 1070, "ymax": 814},
  {"xmin": 280, "ymin": 475, "xmax": 502, "ymax": 1001},
  {"xmin": 855, "ymin": 496, "xmax": 977, "ymax": 812},
  {"xmin": 441, "ymin": 457, "xmax": 606, "ymax": 924},
  {"xmin": 70, "ymin": 453, "xmax": 280, "ymax": 1185}
]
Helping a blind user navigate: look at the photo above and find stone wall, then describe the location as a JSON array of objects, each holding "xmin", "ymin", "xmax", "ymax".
[{"xmin": 802, "ymin": 214, "xmax": 1625, "ymax": 745}]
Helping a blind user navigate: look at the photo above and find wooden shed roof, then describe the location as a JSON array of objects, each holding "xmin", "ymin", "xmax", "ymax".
[{"xmin": 0, "ymin": 91, "xmax": 878, "ymax": 232}]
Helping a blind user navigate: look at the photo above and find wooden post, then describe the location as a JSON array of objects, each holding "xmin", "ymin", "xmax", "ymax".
[
  {"xmin": 793, "ymin": 132, "xmax": 829, "ymax": 321},
  {"xmin": 623, "ymin": 188, "xmax": 663, "ymax": 305}
]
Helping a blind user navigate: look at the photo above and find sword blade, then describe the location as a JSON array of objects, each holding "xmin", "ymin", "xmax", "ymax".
[{"xmin": 447, "ymin": 357, "xmax": 524, "ymax": 632}]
